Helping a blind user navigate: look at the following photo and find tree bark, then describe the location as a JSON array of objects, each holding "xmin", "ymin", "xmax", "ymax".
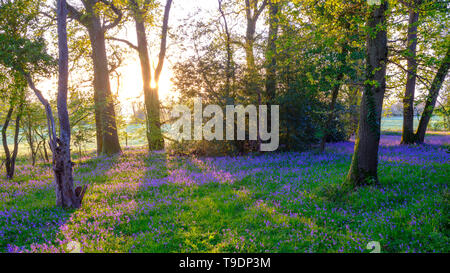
[
  {"xmin": 130, "ymin": 0, "xmax": 172, "ymax": 151},
  {"xmin": 345, "ymin": 1, "xmax": 388, "ymax": 188},
  {"xmin": 67, "ymin": 0, "xmax": 122, "ymax": 156},
  {"xmin": 348, "ymin": 86, "xmax": 362, "ymax": 136},
  {"xmin": 265, "ymin": 0, "xmax": 278, "ymax": 105},
  {"xmin": 2, "ymin": 106, "xmax": 14, "ymax": 179},
  {"xmin": 24, "ymin": 0, "xmax": 87, "ymax": 208},
  {"xmin": 24, "ymin": 114, "xmax": 36, "ymax": 166},
  {"xmin": 264, "ymin": 0, "xmax": 279, "ymax": 142},
  {"xmin": 244, "ymin": 1, "xmax": 264, "ymax": 101},
  {"xmin": 87, "ymin": 23, "xmax": 122, "ymax": 155},
  {"xmin": 219, "ymin": 0, "xmax": 234, "ymax": 100},
  {"xmin": 401, "ymin": 1, "xmax": 421, "ymax": 144},
  {"xmin": 1, "ymin": 103, "xmax": 22, "ymax": 180},
  {"xmin": 414, "ymin": 47, "xmax": 450, "ymax": 143},
  {"xmin": 244, "ymin": 0, "xmax": 267, "ymax": 152}
]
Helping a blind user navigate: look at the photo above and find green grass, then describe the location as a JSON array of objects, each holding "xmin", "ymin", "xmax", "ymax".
[
  {"xmin": 380, "ymin": 116, "xmax": 444, "ymax": 132},
  {"xmin": 1, "ymin": 134, "xmax": 449, "ymax": 253}
]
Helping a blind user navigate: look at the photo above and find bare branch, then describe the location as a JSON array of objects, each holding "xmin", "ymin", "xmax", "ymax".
[
  {"xmin": 255, "ymin": 0, "xmax": 268, "ymax": 19},
  {"xmin": 388, "ymin": 59, "xmax": 432, "ymax": 88},
  {"xmin": 107, "ymin": 37, "xmax": 139, "ymax": 51},
  {"xmin": 22, "ymin": 72, "xmax": 57, "ymax": 143},
  {"xmin": 154, "ymin": 0, "xmax": 173, "ymax": 82}
]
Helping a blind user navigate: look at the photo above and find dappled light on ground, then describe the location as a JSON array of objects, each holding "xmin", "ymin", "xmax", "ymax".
[{"xmin": 0, "ymin": 134, "xmax": 449, "ymax": 253}]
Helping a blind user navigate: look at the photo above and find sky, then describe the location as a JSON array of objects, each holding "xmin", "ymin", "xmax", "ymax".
[
  {"xmin": 111, "ymin": 0, "xmax": 220, "ymax": 115},
  {"xmin": 37, "ymin": 0, "xmax": 448, "ymax": 117},
  {"xmin": 38, "ymin": 0, "xmax": 221, "ymax": 116}
]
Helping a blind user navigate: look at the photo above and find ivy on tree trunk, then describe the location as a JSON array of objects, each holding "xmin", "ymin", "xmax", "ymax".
[{"xmin": 345, "ymin": 0, "xmax": 389, "ymax": 188}]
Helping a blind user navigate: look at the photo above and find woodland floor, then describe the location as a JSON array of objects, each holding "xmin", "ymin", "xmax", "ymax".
[{"xmin": 0, "ymin": 133, "xmax": 449, "ymax": 253}]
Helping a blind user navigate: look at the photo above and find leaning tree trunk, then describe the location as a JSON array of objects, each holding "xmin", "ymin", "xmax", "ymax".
[
  {"xmin": 345, "ymin": 1, "xmax": 388, "ymax": 188},
  {"xmin": 414, "ymin": 48, "xmax": 450, "ymax": 143},
  {"xmin": 401, "ymin": 1, "xmax": 420, "ymax": 144},
  {"xmin": 10, "ymin": 104, "xmax": 22, "ymax": 178},
  {"xmin": 24, "ymin": 0, "xmax": 87, "ymax": 208},
  {"xmin": 2, "ymin": 106, "xmax": 14, "ymax": 179},
  {"xmin": 1, "ymin": 103, "xmax": 22, "ymax": 180}
]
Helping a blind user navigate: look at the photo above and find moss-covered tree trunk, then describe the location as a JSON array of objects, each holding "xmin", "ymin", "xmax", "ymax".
[{"xmin": 345, "ymin": 1, "xmax": 388, "ymax": 188}]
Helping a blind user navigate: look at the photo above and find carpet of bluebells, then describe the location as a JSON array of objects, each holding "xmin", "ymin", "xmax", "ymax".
[{"xmin": 0, "ymin": 133, "xmax": 449, "ymax": 253}]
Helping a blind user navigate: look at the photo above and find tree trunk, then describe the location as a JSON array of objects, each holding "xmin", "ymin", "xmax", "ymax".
[
  {"xmin": 401, "ymin": 1, "xmax": 420, "ymax": 144},
  {"xmin": 245, "ymin": 18, "xmax": 260, "ymax": 99},
  {"xmin": 10, "ymin": 106, "xmax": 22, "ymax": 177},
  {"xmin": 414, "ymin": 48, "xmax": 450, "ymax": 143},
  {"xmin": 87, "ymin": 21, "xmax": 122, "ymax": 155},
  {"xmin": 149, "ymin": 0, "xmax": 172, "ymax": 151},
  {"xmin": 2, "ymin": 106, "xmax": 14, "ymax": 179},
  {"xmin": 67, "ymin": 0, "xmax": 122, "ymax": 156},
  {"xmin": 219, "ymin": 0, "xmax": 234, "ymax": 99},
  {"xmin": 135, "ymin": 17, "xmax": 163, "ymax": 150},
  {"xmin": 131, "ymin": 0, "xmax": 172, "ymax": 151},
  {"xmin": 345, "ymin": 1, "xmax": 388, "ymax": 188},
  {"xmin": 24, "ymin": 0, "xmax": 87, "ymax": 208},
  {"xmin": 264, "ymin": 0, "xmax": 278, "ymax": 142},
  {"xmin": 42, "ymin": 137, "xmax": 49, "ymax": 162},
  {"xmin": 1, "ymin": 103, "xmax": 22, "ymax": 180},
  {"xmin": 25, "ymin": 116, "xmax": 36, "ymax": 166},
  {"xmin": 265, "ymin": 0, "xmax": 278, "ymax": 105}
]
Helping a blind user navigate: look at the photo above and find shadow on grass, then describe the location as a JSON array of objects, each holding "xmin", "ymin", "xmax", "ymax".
[{"xmin": 0, "ymin": 152, "xmax": 119, "ymax": 253}]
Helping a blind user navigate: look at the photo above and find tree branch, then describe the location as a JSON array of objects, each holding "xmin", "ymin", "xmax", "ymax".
[
  {"xmin": 388, "ymin": 59, "xmax": 432, "ymax": 88},
  {"xmin": 66, "ymin": 2, "xmax": 87, "ymax": 26},
  {"xmin": 22, "ymin": 72, "xmax": 57, "ymax": 143},
  {"xmin": 154, "ymin": 0, "xmax": 173, "ymax": 82},
  {"xmin": 255, "ymin": 0, "xmax": 268, "ymax": 19},
  {"xmin": 107, "ymin": 37, "xmax": 138, "ymax": 50},
  {"xmin": 100, "ymin": 0, "xmax": 123, "ymax": 31}
]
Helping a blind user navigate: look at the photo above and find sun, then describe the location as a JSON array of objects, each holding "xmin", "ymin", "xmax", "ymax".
[{"xmin": 112, "ymin": 56, "xmax": 175, "ymax": 115}]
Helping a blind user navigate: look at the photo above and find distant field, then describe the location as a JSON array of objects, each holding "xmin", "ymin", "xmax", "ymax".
[
  {"xmin": 381, "ymin": 116, "xmax": 446, "ymax": 132},
  {"xmin": 1, "ymin": 116, "xmax": 448, "ymax": 158}
]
